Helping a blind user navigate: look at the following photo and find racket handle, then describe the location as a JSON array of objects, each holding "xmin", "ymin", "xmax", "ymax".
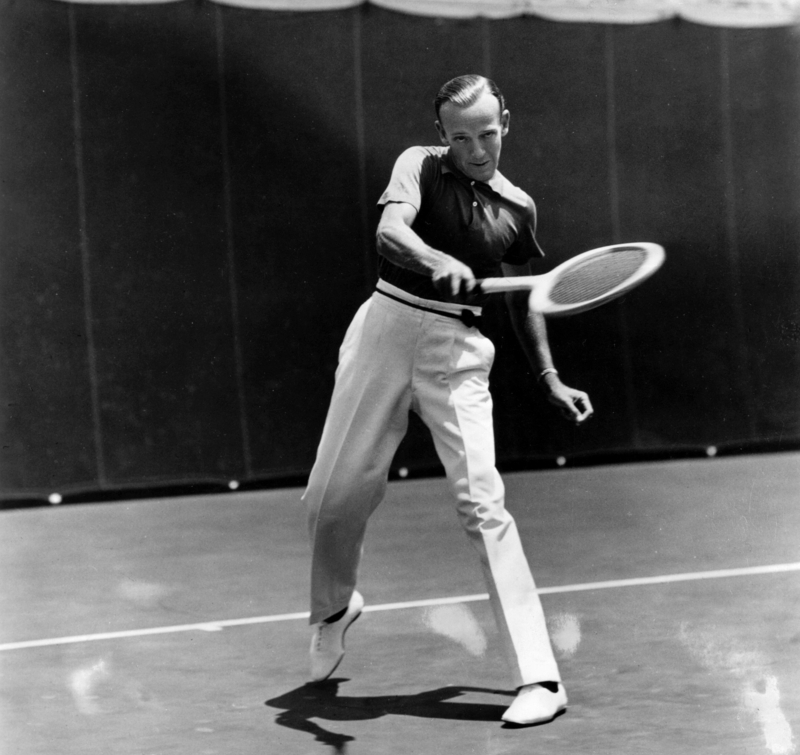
[{"xmin": 477, "ymin": 276, "xmax": 539, "ymax": 294}]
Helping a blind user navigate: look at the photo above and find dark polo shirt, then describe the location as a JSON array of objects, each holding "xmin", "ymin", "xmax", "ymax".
[{"xmin": 377, "ymin": 146, "xmax": 544, "ymax": 303}]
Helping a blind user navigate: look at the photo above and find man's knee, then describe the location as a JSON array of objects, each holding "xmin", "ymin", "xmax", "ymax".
[{"xmin": 448, "ymin": 465, "xmax": 504, "ymax": 507}]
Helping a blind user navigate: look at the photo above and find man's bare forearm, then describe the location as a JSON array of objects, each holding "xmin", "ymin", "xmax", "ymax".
[
  {"xmin": 506, "ymin": 289, "xmax": 593, "ymax": 422},
  {"xmin": 376, "ymin": 211, "xmax": 477, "ymax": 298},
  {"xmin": 506, "ymin": 291, "xmax": 555, "ymax": 373},
  {"xmin": 376, "ymin": 221, "xmax": 453, "ymax": 276}
]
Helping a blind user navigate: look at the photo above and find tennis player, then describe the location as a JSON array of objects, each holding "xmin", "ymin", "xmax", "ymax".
[{"xmin": 302, "ymin": 74, "xmax": 592, "ymax": 726}]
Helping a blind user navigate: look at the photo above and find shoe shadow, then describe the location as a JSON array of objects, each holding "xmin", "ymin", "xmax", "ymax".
[{"xmin": 265, "ymin": 678, "xmax": 515, "ymax": 752}]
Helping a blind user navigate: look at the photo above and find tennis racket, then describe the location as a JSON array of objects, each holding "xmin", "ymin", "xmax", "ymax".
[{"xmin": 478, "ymin": 242, "xmax": 665, "ymax": 316}]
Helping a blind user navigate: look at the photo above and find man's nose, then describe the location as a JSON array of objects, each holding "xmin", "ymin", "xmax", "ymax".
[{"xmin": 470, "ymin": 140, "xmax": 486, "ymax": 159}]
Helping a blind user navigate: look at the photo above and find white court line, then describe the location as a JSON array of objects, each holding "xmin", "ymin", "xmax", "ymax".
[{"xmin": 1, "ymin": 561, "xmax": 798, "ymax": 652}]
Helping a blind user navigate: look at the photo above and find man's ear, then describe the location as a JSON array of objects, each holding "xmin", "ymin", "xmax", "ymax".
[
  {"xmin": 501, "ymin": 110, "xmax": 511, "ymax": 137},
  {"xmin": 434, "ymin": 120, "xmax": 449, "ymax": 145}
]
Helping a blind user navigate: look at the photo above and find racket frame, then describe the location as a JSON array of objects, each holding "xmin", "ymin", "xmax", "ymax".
[{"xmin": 478, "ymin": 242, "xmax": 665, "ymax": 316}]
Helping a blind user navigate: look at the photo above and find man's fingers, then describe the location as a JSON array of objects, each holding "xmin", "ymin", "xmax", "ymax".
[
  {"xmin": 458, "ymin": 275, "xmax": 476, "ymax": 299},
  {"xmin": 432, "ymin": 259, "xmax": 476, "ymax": 301},
  {"xmin": 561, "ymin": 407, "xmax": 579, "ymax": 422},
  {"xmin": 572, "ymin": 394, "xmax": 593, "ymax": 423},
  {"xmin": 556, "ymin": 392, "xmax": 593, "ymax": 424},
  {"xmin": 439, "ymin": 273, "xmax": 475, "ymax": 300}
]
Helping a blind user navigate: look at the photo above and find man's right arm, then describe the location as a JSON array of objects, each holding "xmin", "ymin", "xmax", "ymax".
[{"xmin": 376, "ymin": 201, "xmax": 476, "ymax": 299}]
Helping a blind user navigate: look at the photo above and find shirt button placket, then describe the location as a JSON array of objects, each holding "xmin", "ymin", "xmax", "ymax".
[{"xmin": 470, "ymin": 182, "xmax": 480, "ymax": 227}]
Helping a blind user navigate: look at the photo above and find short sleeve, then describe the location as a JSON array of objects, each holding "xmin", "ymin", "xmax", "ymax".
[
  {"xmin": 377, "ymin": 147, "xmax": 435, "ymax": 211},
  {"xmin": 503, "ymin": 196, "xmax": 545, "ymax": 264}
]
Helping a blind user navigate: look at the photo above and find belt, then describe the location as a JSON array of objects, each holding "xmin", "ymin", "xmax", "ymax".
[{"xmin": 375, "ymin": 288, "xmax": 482, "ymax": 329}]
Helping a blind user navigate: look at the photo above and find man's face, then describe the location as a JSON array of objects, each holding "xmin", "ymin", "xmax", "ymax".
[{"xmin": 435, "ymin": 91, "xmax": 510, "ymax": 183}]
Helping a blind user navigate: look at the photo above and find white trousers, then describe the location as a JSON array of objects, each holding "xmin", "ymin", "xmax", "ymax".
[{"xmin": 303, "ymin": 281, "xmax": 560, "ymax": 687}]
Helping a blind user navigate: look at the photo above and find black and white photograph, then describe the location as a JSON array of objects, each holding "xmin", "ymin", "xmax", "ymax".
[{"xmin": 1, "ymin": 1, "xmax": 798, "ymax": 753}]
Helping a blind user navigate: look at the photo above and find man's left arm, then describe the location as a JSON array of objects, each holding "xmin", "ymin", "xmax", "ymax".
[{"xmin": 501, "ymin": 261, "xmax": 593, "ymax": 425}]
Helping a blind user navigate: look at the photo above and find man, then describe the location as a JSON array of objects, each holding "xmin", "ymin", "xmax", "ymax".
[{"xmin": 302, "ymin": 75, "xmax": 592, "ymax": 726}]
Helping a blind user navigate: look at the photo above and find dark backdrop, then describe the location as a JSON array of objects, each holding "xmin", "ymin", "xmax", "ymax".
[{"xmin": 1, "ymin": 1, "xmax": 798, "ymax": 499}]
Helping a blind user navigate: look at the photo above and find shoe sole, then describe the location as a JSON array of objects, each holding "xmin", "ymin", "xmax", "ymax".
[{"xmin": 501, "ymin": 704, "xmax": 567, "ymax": 727}]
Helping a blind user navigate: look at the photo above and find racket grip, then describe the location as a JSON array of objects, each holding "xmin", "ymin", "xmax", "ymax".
[{"xmin": 477, "ymin": 276, "xmax": 538, "ymax": 294}]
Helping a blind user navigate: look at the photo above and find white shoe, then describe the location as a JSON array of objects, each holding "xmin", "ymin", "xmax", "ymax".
[
  {"xmin": 309, "ymin": 591, "xmax": 364, "ymax": 681},
  {"xmin": 501, "ymin": 683, "xmax": 568, "ymax": 726}
]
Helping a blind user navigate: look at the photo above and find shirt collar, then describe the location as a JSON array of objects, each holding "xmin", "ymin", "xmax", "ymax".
[{"xmin": 441, "ymin": 149, "xmax": 506, "ymax": 195}]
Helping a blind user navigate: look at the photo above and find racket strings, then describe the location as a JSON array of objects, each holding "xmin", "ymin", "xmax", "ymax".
[{"xmin": 549, "ymin": 249, "xmax": 648, "ymax": 305}]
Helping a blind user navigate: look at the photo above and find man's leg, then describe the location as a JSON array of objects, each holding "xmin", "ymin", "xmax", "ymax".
[
  {"xmin": 414, "ymin": 324, "xmax": 561, "ymax": 689},
  {"xmin": 303, "ymin": 297, "xmax": 415, "ymax": 626}
]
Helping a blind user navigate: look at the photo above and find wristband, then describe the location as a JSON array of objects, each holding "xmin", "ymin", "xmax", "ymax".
[{"xmin": 538, "ymin": 367, "xmax": 559, "ymax": 382}]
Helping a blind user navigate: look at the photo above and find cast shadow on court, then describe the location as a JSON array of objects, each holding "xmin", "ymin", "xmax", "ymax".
[{"xmin": 266, "ymin": 678, "xmax": 535, "ymax": 751}]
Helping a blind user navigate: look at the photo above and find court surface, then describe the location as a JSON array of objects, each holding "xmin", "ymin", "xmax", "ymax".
[{"xmin": 1, "ymin": 452, "xmax": 798, "ymax": 755}]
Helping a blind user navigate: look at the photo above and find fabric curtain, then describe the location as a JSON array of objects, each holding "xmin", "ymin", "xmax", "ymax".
[{"xmin": 54, "ymin": 0, "xmax": 800, "ymax": 28}]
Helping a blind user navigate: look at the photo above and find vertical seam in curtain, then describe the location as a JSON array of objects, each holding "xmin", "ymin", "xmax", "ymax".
[
  {"xmin": 719, "ymin": 28, "xmax": 756, "ymax": 438},
  {"xmin": 353, "ymin": 7, "xmax": 372, "ymax": 297},
  {"xmin": 69, "ymin": 4, "xmax": 107, "ymax": 487},
  {"xmin": 605, "ymin": 24, "xmax": 641, "ymax": 448},
  {"xmin": 216, "ymin": 6, "xmax": 253, "ymax": 478}
]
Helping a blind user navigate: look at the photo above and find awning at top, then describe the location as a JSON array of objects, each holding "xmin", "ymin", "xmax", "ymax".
[{"xmin": 52, "ymin": 0, "xmax": 800, "ymax": 29}]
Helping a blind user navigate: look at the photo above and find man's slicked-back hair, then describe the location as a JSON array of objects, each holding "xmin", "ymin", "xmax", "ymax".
[{"xmin": 434, "ymin": 75, "xmax": 506, "ymax": 120}]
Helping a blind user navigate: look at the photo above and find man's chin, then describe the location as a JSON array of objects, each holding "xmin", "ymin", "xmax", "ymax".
[{"xmin": 466, "ymin": 164, "xmax": 495, "ymax": 182}]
